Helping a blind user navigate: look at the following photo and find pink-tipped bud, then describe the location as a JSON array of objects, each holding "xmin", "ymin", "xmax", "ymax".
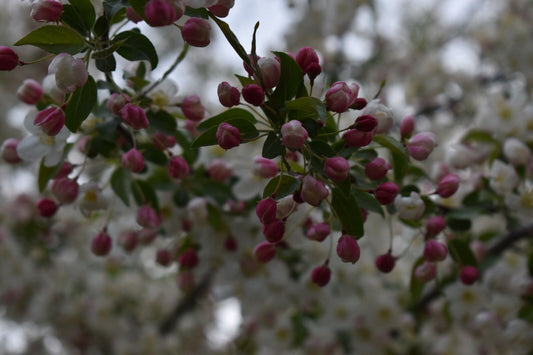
[
  {"xmin": 343, "ymin": 129, "xmax": 374, "ymax": 148},
  {"xmin": 354, "ymin": 115, "xmax": 377, "ymax": 132},
  {"xmin": 460, "ymin": 266, "xmax": 479, "ymax": 285},
  {"xmin": 118, "ymin": 231, "xmax": 138, "ymax": 252},
  {"xmin": 306, "ymin": 222, "xmax": 330, "ymax": 242},
  {"xmin": 181, "ymin": 94, "xmax": 205, "ymax": 121},
  {"xmin": 324, "ymin": 156, "xmax": 350, "ymax": 181},
  {"xmin": 256, "ymin": 57, "xmax": 280, "ymax": 90},
  {"xmin": 425, "ymin": 216, "xmax": 446, "ymax": 237},
  {"xmin": 217, "ymin": 81, "xmax": 240, "ymax": 107},
  {"xmin": 423, "ymin": 240, "xmax": 448, "ymax": 262},
  {"xmin": 0, "ymin": 47, "xmax": 19, "ymax": 71},
  {"xmin": 256, "ymin": 197, "xmax": 277, "ymax": 224},
  {"xmin": 300, "ymin": 175, "xmax": 329, "ymax": 206},
  {"xmin": 336, "ymin": 235, "xmax": 360, "ymax": 264},
  {"xmin": 34, "ymin": 107, "xmax": 65, "ymax": 136},
  {"xmin": 120, "ymin": 104, "xmax": 149, "ymax": 130},
  {"xmin": 121, "ymin": 148, "xmax": 145, "ymax": 173},
  {"xmin": 168, "ymin": 156, "xmax": 189, "ymax": 180},
  {"xmin": 407, "ymin": 132, "xmax": 438, "ymax": 161},
  {"xmin": 178, "ymin": 248, "xmax": 199, "ymax": 269},
  {"xmin": 295, "ymin": 46, "xmax": 321, "ymax": 80},
  {"xmin": 17, "ymin": 79, "xmax": 43, "ymax": 105},
  {"xmin": 91, "ymin": 230, "xmax": 112, "ymax": 256},
  {"xmin": 253, "ymin": 241, "xmax": 276, "ymax": 263},
  {"xmin": 375, "ymin": 252, "xmax": 395, "ymax": 273},
  {"xmin": 181, "ymin": 17, "xmax": 211, "ymax": 47},
  {"xmin": 156, "ymin": 248, "xmax": 173, "ymax": 267},
  {"xmin": 400, "ymin": 115, "xmax": 415, "ymax": 138},
  {"xmin": 30, "ymin": 0, "xmax": 63, "ymax": 22},
  {"xmin": 414, "ymin": 261, "xmax": 436, "ymax": 282},
  {"xmin": 144, "ymin": 0, "xmax": 183, "ymax": 27},
  {"xmin": 253, "ymin": 156, "xmax": 278, "ymax": 178},
  {"xmin": 216, "ymin": 122, "xmax": 241, "ymax": 150},
  {"xmin": 242, "ymin": 84, "xmax": 264, "ymax": 106},
  {"xmin": 208, "ymin": 0, "xmax": 235, "ymax": 17},
  {"xmin": 51, "ymin": 178, "xmax": 79, "ymax": 204},
  {"xmin": 106, "ymin": 93, "xmax": 130, "ymax": 116},
  {"xmin": 152, "ymin": 131, "xmax": 176, "ymax": 150},
  {"xmin": 365, "ymin": 157, "xmax": 391, "ymax": 181},
  {"xmin": 207, "ymin": 159, "xmax": 232, "ymax": 182},
  {"xmin": 126, "ymin": 7, "xmax": 143, "ymax": 23},
  {"xmin": 437, "ymin": 174, "xmax": 460, "ymax": 198},
  {"xmin": 350, "ymin": 97, "xmax": 367, "ymax": 110},
  {"xmin": 311, "ymin": 264, "xmax": 331, "ymax": 287},
  {"xmin": 375, "ymin": 182, "xmax": 399, "ymax": 205},
  {"xmin": 325, "ymin": 81, "xmax": 357, "ymax": 113},
  {"xmin": 48, "ymin": 53, "xmax": 88, "ymax": 93},
  {"xmin": 281, "ymin": 120, "xmax": 309, "ymax": 149},
  {"xmin": 37, "ymin": 198, "xmax": 58, "ymax": 218},
  {"xmin": 262, "ymin": 219, "xmax": 285, "ymax": 243},
  {"xmin": 1, "ymin": 138, "xmax": 22, "ymax": 164},
  {"xmin": 136, "ymin": 205, "xmax": 161, "ymax": 229}
]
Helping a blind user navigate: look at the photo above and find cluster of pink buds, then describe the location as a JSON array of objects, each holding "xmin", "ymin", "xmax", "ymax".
[{"xmin": 295, "ymin": 47, "xmax": 322, "ymax": 82}]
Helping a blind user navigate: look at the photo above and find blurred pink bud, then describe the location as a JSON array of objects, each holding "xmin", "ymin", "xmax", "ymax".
[
  {"xmin": 31, "ymin": 0, "xmax": 63, "ymax": 22},
  {"xmin": 253, "ymin": 156, "xmax": 278, "ymax": 178},
  {"xmin": 34, "ymin": 107, "xmax": 65, "ymax": 136},
  {"xmin": 138, "ymin": 228, "xmax": 158, "ymax": 245},
  {"xmin": 121, "ymin": 148, "xmax": 145, "ymax": 173},
  {"xmin": 242, "ymin": 84, "xmax": 264, "ymax": 106},
  {"xmin": 336, "ymin": 235, "xmax": 360, "ymax": 264},
  {"xmin": 325, "ymin": 81, "xmax": 357, "ymax": 113},
  {"xmin": 343, "ymin": 129, "xmax": 373, "ymax": 148},
  {"xmin": 181, "ymin": 94, "xmax": 205, "ymax": 121},
  {"xmin": 152, "ymin": 131, "xmax": 176, "ymax": 150},
  {"xmin": 470, "ymin": 240, "xmax": 487, "ymax": 262},
  {"xmin": 181, "ymin": 17, "xmax": 211, "ymax": 47},
  {"xmin": 91, "ymin": 230, "xmax": 112, "ymax": 256},
  {"xmin": 168, "ymin": 156, "xmax": 189, "ymax": 179},
  {"xmin": 350, "ymin": 97, "xmax": 367, "ymax": 110},
  {"xmin": 375, "ymin": 252, "xmax": 395, "ymax": 273},
  {"xmin": 437, "ymin": 174, "xmax": 460, "ymax": 198},
  {"xmin": 256, "ymin": 197, "xmax": 278, "ymax": 224},
  {"xmin": 354, "ymin": 115, "xmax": 377, "ymax": 132},
  {"xmin": 136, "ymin": 205, "xmax": 161, "ymax": 229},
  {"xmin": 262, "ymin": 219, "xmax": 285, "ymax": 243},
  {"xmin": 415, "ymin": 261, "xmax": 436, "ymax": 282},
  {"xmin": 365, "ymin": 157, "xmax": 391, "ymax": 180},
  {"xmin": 217, "ymin": 81, "xmax": 240, "ymax": 107},
  {"xmin": 0, "ymin": 47, "xmax": 19, "ymax": 71},
  {"xmin": 144, "ymin": 0, "xmax": 184, "ymax": 26},
  {"xmin": 324, "ymin": 156, "xmax": 350, "ymax": 181},
  {"xmin": 375, "ymin": 182, "xmax": 398, "ymax": 205},
  {"xmin": 17, "ymin": 79, "xmax": 43, "ymax": 105},
  {"xmin": 281, "ymin": 120, "xmax": 308, "ymax": 149},
  {"xmin": 224, "ymin": 235, "xmax": 237, "ymax": 251},
  {"xmin": 48, "ymin": 53, "xmax": 88, "ymax": 93},
  {"xmin": 306, "ymin": 222, "xmax": 330, "ymax": 242},
  {"xmin": 216, "ymin": 122, "xmax": 241, "ymax": 149},
  {"xmin": 425, "ymin": 216, "xmax": 446, "ymax": 237},
  {"xmin": 120, "ymin": 104, "xmax": 149, "ymax": 129},
  {"xmin": 51, "ymin": 178, "xmax": 79, "ymax": 204},
  {"xmin": 295, "ymin": 46, "xmax": 321, "ymax": 80},
  {"xmin": 253, "ymin": 242, "xmax": 276, "ymax": 263},
  {"xmin": 126, "ymin": 7, "xmax": 143, "ymax": 23},
  {"xmin": 106, "ymin": 93, "xmax": 130, "ymax": 116},
  {"xmin": 423, "ymin": 240, "xmax": 448, "ymax": 262},
  {"xmin": 400, "ymin": 115, "xmax": 415, "ymax": 138},
  {"xmin": 1, "ymin": 138, "xmax": 22, "ymax": 164},
  {"xmin": 460, "ymin": 266, "xmax": 479, "ymax": 285},
  {"xmin": 300, "ymin": 175, "xmax": 329, "ymax": 206},
  {"xmin": 178, "ymin": 248, "xmax": 199, "ymax": 269},
  {"xmin": 185, "ymin": 119, "xmax": 201, "ymax": 137},
  {"xmin": 37, "ymin": 198, "xmax": 58, "ymax": 218},
  {"xmin": 156, "ymin": 249, "xmax": 173, "ymax": 267},
  {"xmin": 408, "ymin": 132, "xmax": 438, "ymax": 161},
  {"xmin": 207, "ymin": 159, "xmax": 232, "ymax": 182},
  {"xmin": 311, "ymin": 264, "xmax": 331, "ymax": 287},
  {"xmin": 208, "ymin": 0, "xmax": 235, "ymax": 17},
  {"xmin": 118, "ymin": 230, "xmax": 138, "ymax": 252},
  {"xmin": 256, "ymin": 57, "xmax": 280, "ymax": 89}
]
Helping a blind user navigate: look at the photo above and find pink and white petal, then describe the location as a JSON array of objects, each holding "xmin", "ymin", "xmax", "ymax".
[{"xmin": 16, "ymin": 135, "xmax": 50, "ymax": 162}]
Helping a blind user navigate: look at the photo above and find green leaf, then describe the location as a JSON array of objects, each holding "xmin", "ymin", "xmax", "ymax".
[
  {"xmin": 62, "ymin": 0, "xmax": 96, "ymax": 36},
  {"xmin": 235, "ymin": 74, "xmax": 255, "ymax": 87},
  {"xmin": 185, "ymin": 6, "xmax": 209, "ymax": 19},
  {"xmin": 263, "ymin": 175, "xmax": 299, "ymax": 199},
  {"xmin": 38, "ymin": 161, "xmax": 62, "ymax": 192},
  {"xmin": 128, "ymin": 0, "xmax": 148, "ymax": 21},
  {"xmin": 271, "ymin": 51, "xmax": 306, "ymax": 106},
  {"xmin": 286, "ymin": 97, "xmax": 327, "ymax": 122},
  {"xmin": 461, "ymin": 130, "xmax": 498, "ymax": 144},
  {"xmin": 197, "ymin": 108, "xmax": 256, "ymax": 131},
  {"xmin": 14, "ymin": 26, "xmax": 86, "ymax": 54},
  {"xmin": 448, "ymin": 239, "xmax": 477, "ymax": 266},
  {"xmin": 352, "ymin": 189, "xmax": 384, "ymax": 217},
  {"xmin": 207, "ymin": 204, "xmax": 224, "ymax": 230},
  {"xmin": 191, "ymin": 179, "xmax": 235, "ymax": 205},
  {"xmin": 173, "ymin": 187, "xmax": 190, "ymax": 207},
  {"xmin": 191, "ymin": 119, "xmax": 258, "ymax": 148},
  {"xmin": 446, "ymin": 217, "xmax": 472, "ymax": 231},
  {"xmin": 262, "ymin": 131, "xmax": 283, "ymax": 159},
  {"xmin": 308, "ymin": 140, "xmax": 335, "ymax": 158},
  {"xmin": 146, "ymin": 110, "xmax": 177, "ymax": 134},
  {"xmin": 373, "ymin": 135, "xmax": 409, "ymax": 183},
  {"xmin": 207, "ymin": 13, "xmax": 249, "ymax": 64},
  {"xmin": 409, "ymin": 257, "xmax": 426, "ymax": 302},
  {"xmin": 110, "ymin": 167, "xmax": 132, "ymax": 206},
  {"xmin": 131, "ymin": 179, "xmax": 159, "ymax": 209},
  {"xmin": 95, "ymin": 54, "xmax": 117, "ymax": 72},
  {"xmin": 113, "ymin": 30, "xmax": 158, "ymax": 69},
  {"xmin": 64, "ymin": 76, "xmax": 97, "ymax": 132},
  {"xmin": 331, "ymin": 188, "xmax": 364, "ymax": 237},
  {"xmin": 141, "ymin": 146, "xmax": 168, "ymax": 165}
]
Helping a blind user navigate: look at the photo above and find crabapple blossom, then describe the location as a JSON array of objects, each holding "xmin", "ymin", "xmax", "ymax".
[
  {"xmin": 362, "ymin": 100, "xmax": 394, "ymax": 134},
  {"xmin": 91, "ymin": 230, "xmax": 112, "ymax": 256},
  {"xmin": 242, "ymin": 84, "xmax": 264, "ymax": 106},
  {"xmin": 0, "ymin": 46, "xmax": 19, "ymax": 71},
  {"xmin": 281, "ymin": 120, "xmax": 308, "ymax": 149},
  {"xmin": 275, "ymin": 195, "xmax": 297, "ymax": 220},
  {"xmin": 306, "ymin": 222, "xmax": 330, "ymax": 242},
  {"xmin": 1, "ymin": 138, "xmax": 22, "ymax": 164},
  {"xmin": 181, "ymin": 18, "xmax": 211, "ymax": 47},
  {"xmin": 51, "ymin": 178, "xmax": 79, "ymax": 204},
  {"xmin": 336, "ymin": 235, "xmax": 360, "ymax": 264},
  {"xmin": 181, "ymin": 94, "xmax": 205, "ymax": 121},
  {"xmin": 106, "ymin": 93, "xmax": 130, "ymax": 116},
  {"xmin": 36, "ymin": 198, "xmax": 58, "ymax": 218},
  {"xmin": 253, "ymin": 157, "xmax": 278, "ymax": 178},
  {"xmin": 168, "ymin": 156, "xmax": 189, "ymax": 179},
  {"xmin": 144, "ymin": 0, "xmax": 184, "ymax": 27},
  {"xmin": 118, "ymin": 231, "xmax": 138, "ymax": 253},
  {"xmin": 152, "ymin": 131, "xmax": 177, "ymax": 150},
  {"xmin": 126, "ymin": 7, "xmax": 143, "ymax": 23},
  {"xmin": 121, "ymin": 148, "xmax": 145, "ymax": 173},
  {"xmin": 324, "ymin": 156, "xmax": 350, "ymax": 181},
  {"xmin": 136, "ymin": 205, "xmax": 161, "ymax": 229},
  {"xmin": 423, "ymin": 240, "xmax": 448, "ymax": 262},
  {"xmin": 17, "ymin": 79, "xmax": 43, "ymax": 105},
  {"xmin": 300, "ymin": 175, "xmax": 329, "ymax": 206},
  {"xmin": 33, "ymin": 107, "xmax": 65, "ymax": 136},
  {"xmin": 375, "ymin": 182, "xmax": 399, "ymax": 205},
  {"xmin": 30, "ymin": 0, "xmax": 63, "ymax": 22},
  {"xmin": 400, "ymin": 115, "xmax": 415, "ymax": 138},
  {"xmin": 353, "ymin": 115, "xmax": 378, "ymax": 132},
  {"xmin": 262, "ymin": 219, "xmax": 285, "ymax": 243},
  {"xmin": 460, "ymin": 266, "xmax": 480, "ymax": 285},
  {"xmin": 256, "ymin": 197, "xmax": 278, "ymax": 224},
  {"xmin": 48, "ymin": 53, "xmax": 88, "ymax": 93},
  {"xmin": 207, "ymin": 159, "xmax": 232, "ymax": 182},
  {"xmin": 325, "ymin": 81, "xmax": 357, "ymax": 113},
  {"xmin": 217, "ymin": 81, "xmax": 240, "ymax": 107},
  {"xmin": 311, "ymin": 264, "xmax": 331, "ymax": 287},
  {"xmin": 375, "ymin": 252, "xmax": 396, "ymax": 273},
  {"xmin": 178, "ymin": 248, "xmax": 199, "ymax": 269},
  {"xmin": 365, "ymin": 157, "xmax": 391, "ymax": 181},
  {"xmin": 425, "ymin": 216, "xmax": 446, "ymax": 237},
  {"xmin": 256, "ymin": 57, "xmax": 280, "ymax": 89},
  {"xmin": 253, "ymin": 242, "xmax": 276, "ymax": 263},
  {"xmin": 216, "ymin": 122, "xmax": 241, "ymax": 149},
  {"xmin": 489, "ymin": 160, "xmax": 519, "ymax": 195},
  {"xmin": 343, "ymin": 128, "xmax": 373, "ymax": 147},
  {"xmin": 395, "ymin": 192, "xmax": 425, "ymax": 220},
  {"xmin": 120, "ymin": 104, "xmax": 149, "ymax": 129},
  {"xmin": 156, "ymin": 249, "xmax": 173, "ymax": 267},
  {"xmin": 437, "ymin": 174, "xmax": 460, "ymax": 198},
  {"xmin": 503, "ymin": 137, "xmax": 530, "ymax": 166},
  {"xmin": 295, "ymin": 46, "xmax": 321, "ymax": 80},
  {"xmin": 408, "ymin": 132, "xmax": 438, "ymax": 161}
]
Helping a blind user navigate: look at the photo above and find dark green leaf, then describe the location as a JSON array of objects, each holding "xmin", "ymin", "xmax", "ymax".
[
  {"xmin": 142, "ymin": 146, "xmax": 168, "ymax": 165},
  {"xmin": 62, "ymin": 0, "xmax": 96, "ymax": 35},
  {"xmin": 518, "ymin": 303, "xmax": 533, "ymax": 323},
  {"xmin": 331, "ymin": 188, "xmax": 364, "ymax": 237},
  {"xmin": 131, "ymin": 179, "xmax": 159, "ymax": 209},
  {"xmin": 146, "ymin": 110, "xmax": 177, "ymax": 134},
  {"xmin": 127, "ymin": 0, "xmax": 148, "ymax": 21},
  {"xmin": 291, "ymin": 314, "xmax": 309, "ymax": 347},
  {"xmin": 448, "ymin": 239, "xmax": 477, "ymax": 266},
  {"xmin": 263, "ymin": 175, "xmax": 299, "ymax": 199},
  {"xmin": 64, "ymin": 76, "xmax": 97, "ymax": 132},
  {"xmin": 262, "ymin": 131, "xmax": 282, "ymax": 159},
  {"xmin": 461, "ymin": 130, "xmax": 498, "ymax": 144},
  {"xmin": 373, "ymin": 135, "xmax": 409, "ymax": 183},
  {"xmin": 286, "ymin": 97, "xmax": 327, "ymax": 122},
  {"xmin": 104, "ymin": 0, "xmax": 129, "ymax": 21},
  {"xmin": 185, "ymin": 6, "xmax": 209, "ymax": 18},
  {"xmin": 191, "ymin": 179, "xmax": 235, "ymax": 205},
  {"xmin": 207, "ymin": 204, "xmax": 224, "ymax": 230},
  {"xmin": 113, "ymin": 30, "xmax": 158, "ymax": 69},
  {"xmin": 145, "ymin": 167, "xmax": 174, "ymax": 189},
  {"xmin": 410, "ymin": 257, "xmax": 426, "ymax": 302},
  {"xmin": 197, "ymin": 108, "xmax": 256, "ymax": 131},
  {"xmin": 173, "ymin": 187, "xmax": 190, "ymax": 207},
  {"xmin": 271, "ymin": 51, "xmax": 306, "ymax": 106},
  {"xmin": 38, "ymin": 160, "xmax": 62, "ymax": 192},
  {"xmin": 352, "ymin": 189, "xmax": 384, "ymax": 217},
  {"xmin": 14, "ymin": 25, "xmax": 86, "ymax": 54},
  {"xmin": 110, "ymin": 167, "xmax": 132, "ymax": 206},
  {"xmin": 446, "ymin": 217, "xmax": 472, "ymax": 231},
  {"xmin": 235, "ymin": 74, "xmax": 255, "ymax": 87},
  {"xmin": 308, "ymin": 140, "xmax": 335, "ymax": 158},
  {"xmin": 95, "ymin": 54, "xmax": 117, "ymax": 72}
]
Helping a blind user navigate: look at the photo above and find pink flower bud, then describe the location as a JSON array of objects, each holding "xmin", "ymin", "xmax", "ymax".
[
  {"xmin": 306, "ymin": 222, "xmax": 330, "ymax": 242},
  {"xmin": 168, "ymin": 156, "xmax": 189, "ymax": 179},
  {"xmin": 375, "ymin": 252, "xmax": 395, "ymax": 273},
  {"xmin": 408, "ymin": 132, "xmax": 438, "ymax": 161},
  {"xmin": 0, "ymin": 47, "xmax": 19, "ymax": 71},
  {"xmin": 262, "ymin": 219, "xmax": 285, "ymax": 243},
  {"xmin": 437, "ymin": 173, "xmax": 460, "ymax": 198},
  {"xmin": 118, "ymin": 230, "xmax": 138, "ymax": 252},
  {"xmin": 181, "ymin": 17, "xmax": 211, "ymax": 47},
  {"xmin": 91, "ymin": 230, "xmax": 112, "ymax": 256},
  {"xmin": 126, "ymin": 7, "xmax": 143, "ymax": 23},
  {"xmin": 121, "ymin": 148, "xmax": 145, "ymax": 173},
  {"xmin": 33, "ymin": 107, "xmax": 65, "ymax": 136},
  {"xmin": 423, "ymin": 240, "xmax": 448, "ymax": 262},
  {"xmin": 350, "ymin": 97, "xmax": 367, "ymax": 110},
  {"xmin": 325, "ymin": 81, "xmax": 357, "ymax": 113},
  {"xmin": 324, "ymin": 156, "xmax": 350, "ymax": 181},
  {"xmin": 1, "ymin": 138, "xmax": 22, "ymax": 164},
  {"xmin": 425, "ymin": 216, "xmax": 446, "ymax": 237},
  {"xmin": 217, "ymin": 81, "xmax": 240, "ymax": 107},
  {"xmin": 208, "ymin": 0, "xmax": 235, "ymax": 17},
  {"xmin": 414, "ymin": 261, "xmax": 436, "ymax": 282},
  {"xmin": 216, "ymin": 122, "xmax": 241, "ymax": 149},
  {"xmin": 311, "ymin": 264, "xmax": 331, "ymax": 287},
  {"xmin": 51, "ymin": 178, "xmax": 79, "ymax": 204},
  {"xmin": 242, "ymin": 84, "xmax": 265, "ymax": 106},
  {"xmin": 336, "ymin": 235, "xmax": 360, "ymax": 264},
  {"xmin": 224, "ymin": 235, "xmax": 237, "ymax": 251},
  {"xmin": 144, "ymin": 0, "xmax": 184, "ymax": 27},
  {"xmin": 276, "ymin": 195, "xmax": 297, "ymax": 220},
  {"xmin": 30, "ymin": 0, "xmax": 63, "ymax": 22},
  {"xmin": 256, "ymin": 197, "xmax": 278, "ymax": 224},
  {"xmin": 37, "ymin": 198, "xmax": 58, "ymax": 218},
  {"xmin": 208, "ymin": 159, "xmax": 232, "ymax": 182},
  {"xmin": 136, "ymin": 205, "xmax": 161, "ymax": 229},
  {"xmin": 354, "ymin": 115, "xmax": 377, "ymax": 132},
  {"xmin": 152, "ymin": 131, "xmax": 176, "ymax": 150},
  {"xmin": 178, "ymin": 248, "xmax": 199, "ymax": 269},
  {"xmin": 120, "ymin": 104, "xmax": 149, "ymax": 129},
  {"xmin": 17, "ymin": 79, "xmax": 43, "ymax": 105},
  {"xmin": 253, "ymin": 241, "xmax": 276, "ymax": 263},
  {"xmin": 400, "ymin": 115, "xmax": 415, "ymax": 138},
  {"xmin": 295, "ymin": 46, "xmax": 321, "ymax": 80},
  {"xmin": 48, "ymin": 53, "xmax": 88, "ymax": 93},
  {"xmin": 343, "ymin": 129, "xmax": 374, "ymax": 148},
  {"xmin": 300, "ymin": 175, "xmax": 329, "ymax": 206},
  {"xmin": 253, "ymin": 156, "xmax": 278, "ymax": 178},
  {"xmin": 363, "ymin": 100, "xmax": 393, "ymax": 134},
  {"xmin": 365, "ymin": 157, "xmax": 391, "ymax": 181},
  {"xmin": 281, "ymin": 120, "xmax": 309, "ymax": 149},
  {"xmin": 181, "ymin": 94, "xmax": 205, "ymax": 121},
  {"xmin": 375, "ymin": 182, "xmax": 399, "ymax": 205},
  {"xmin": 156, "ymin": 248, "xmax": 173, "ymax": 267},
  {"xmin": 106, "ymin": 93, "xmax": 130, "ymax": 116},
  {"xmin": 256, "ymin": 57, "xmax": 280, "ymax": 89},
  {"xmin": 460, "ymin": 266, "xmax": 479, "ymax": 285}
]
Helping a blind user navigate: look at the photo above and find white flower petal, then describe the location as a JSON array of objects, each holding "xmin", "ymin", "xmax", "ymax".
[{"xmin": 16, "ymin": 135, "xmax": 50, "ymax": 161}]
